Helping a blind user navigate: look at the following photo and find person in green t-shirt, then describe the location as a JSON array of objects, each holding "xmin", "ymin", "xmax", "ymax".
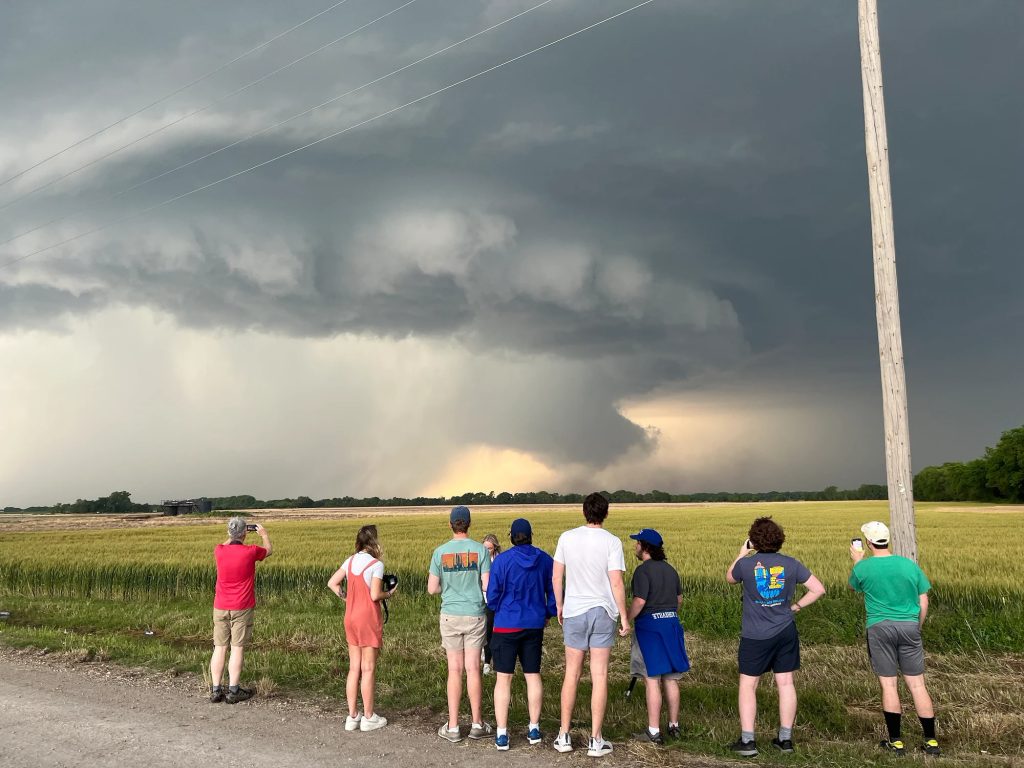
[
  {"xmin": 849, "ymin": 520, "xmax": 939, "ymax": 757},
  {"xmin": 428, "ymin": 506, "xmax": 492, "ymax": 744}
]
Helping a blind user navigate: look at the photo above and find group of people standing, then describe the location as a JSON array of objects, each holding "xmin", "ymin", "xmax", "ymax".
[{"xmin": 208, "ymin": 495, "xmax": 941, "ymax": 757}]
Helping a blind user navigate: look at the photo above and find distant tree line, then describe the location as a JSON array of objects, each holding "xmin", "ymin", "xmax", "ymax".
[
  {"xmin": 1, "ymin": 490, "xmax": 151, "ymax": 515},
  {"xmin": 9, "ymin": 425, "xmax": 1023, "ymax": 514},
  {"xmin": 4, "ymin": 484, "xmax": 894, "ymax": 515},
  {"xmin": 204, "ymin": 484, "xmax": 889, "ymax": 510},
  {"xmin": 914, "ymin": 425, "xmax": 1024, "ymax": 503}
]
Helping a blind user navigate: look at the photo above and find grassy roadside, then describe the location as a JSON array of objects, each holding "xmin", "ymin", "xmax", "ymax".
[{"xmin": 1, "ymin": 591, "xmax": 1021, "ymax": 766}]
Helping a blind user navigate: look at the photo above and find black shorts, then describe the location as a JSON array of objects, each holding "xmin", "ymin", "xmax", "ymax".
[
  {"xmin": 738, "ymin": 622, "xmax": 800, "ymax": 676},
  {"xmin": 490, "ymin": 628, "xmax": 544, "ymax": 674}
]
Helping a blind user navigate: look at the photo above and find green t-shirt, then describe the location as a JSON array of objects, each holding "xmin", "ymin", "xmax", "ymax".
[
  {"xmin": 429, "ymin": 538, "xmax": 491, "ymax": 616},
  {"xmin": 849, "ymin": 554, "xmax": 931, "ymax": 627}
]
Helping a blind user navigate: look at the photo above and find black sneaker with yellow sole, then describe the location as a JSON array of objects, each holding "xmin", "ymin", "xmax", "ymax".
[
  {"xmin": 880, "ymin": 739, "xmax": 906, "ymax": 755},
  {"xmin": 921, "ymin": 739, "xmax": 941, "ymax": 756}
]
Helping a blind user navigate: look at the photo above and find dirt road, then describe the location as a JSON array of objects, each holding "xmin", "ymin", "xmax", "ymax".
[{"xmin": 0, "ymin": 647, "xmax": 714, "ymax": 768}]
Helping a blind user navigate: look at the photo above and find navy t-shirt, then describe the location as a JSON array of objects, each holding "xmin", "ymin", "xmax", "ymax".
[
  {"xmin": 732, "ymin": 553, "xmax": 811, "ymax": 639},
  {"xmin": 631, "ymin": 560, "xmax": 682, "ymax": 616}
]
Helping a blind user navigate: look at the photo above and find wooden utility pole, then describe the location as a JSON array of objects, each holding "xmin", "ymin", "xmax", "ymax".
[{"xmin": 858, "ymin": 0, "xmax": 917, "ymax": 561}]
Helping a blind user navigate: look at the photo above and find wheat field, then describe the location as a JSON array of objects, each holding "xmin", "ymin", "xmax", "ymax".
[{"xmin": 1, "ymin": 501, "xmax": 1022, "ymax": 765}]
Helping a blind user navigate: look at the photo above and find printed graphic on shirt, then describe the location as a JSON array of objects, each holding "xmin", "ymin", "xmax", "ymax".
[
  {"xmin": 754, "ymin": 561, "xmax": 786, "ymax": 605},
  {"xmin": 441, "ymin": 551, "xmax": 480, "ymax": 573}
]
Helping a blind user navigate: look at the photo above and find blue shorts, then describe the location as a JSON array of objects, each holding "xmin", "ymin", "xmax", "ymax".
[
  {"xmin": 562, "ymin": 607, "xmax": 616, "ymax": 650},
  {"xmin": 491, "ymin": 628, "xmax": 544, "ymax": 674}
]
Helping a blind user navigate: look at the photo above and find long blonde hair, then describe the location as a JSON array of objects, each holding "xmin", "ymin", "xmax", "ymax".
[
  {"xmin": 355, "ymin": 524, "xmax": 382, "ymax": 559},
  {"xmin": 482, "ymin": 533, "xmax": 501, "ymax": 560}
]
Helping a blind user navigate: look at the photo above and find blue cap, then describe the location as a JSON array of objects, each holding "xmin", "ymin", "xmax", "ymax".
[
  {"xmin": 510, "ymin": 518, "xmax": 532, "ymax": 539},
  {"xmin": 450, "ymin": 505, "xmax": 471, "ymax": 524},
  {"xmin": 629, "ymin": 528, "xmax": 663, "ymax": 547}
]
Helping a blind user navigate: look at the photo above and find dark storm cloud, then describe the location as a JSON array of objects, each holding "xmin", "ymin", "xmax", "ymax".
[
  {"xmin": 0, "ymin": 282, "xmax": 101, "ymax": 330},
  {"xmin": 1, "ymin": 0, "xmax": 1020, "ymax": 483}
]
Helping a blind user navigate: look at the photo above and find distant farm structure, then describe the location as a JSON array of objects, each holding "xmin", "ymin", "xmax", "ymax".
[{"xmin": 160, "ymin": 498, "xmax": 213, "ymax": 516}]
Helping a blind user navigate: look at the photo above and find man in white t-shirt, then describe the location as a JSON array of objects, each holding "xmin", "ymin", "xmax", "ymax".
[{"xmin": 551, "ymin": 492, "xmax": 629, "ymax": 758}]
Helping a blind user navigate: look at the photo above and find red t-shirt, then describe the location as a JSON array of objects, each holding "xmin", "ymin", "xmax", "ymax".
[{"xmin": 214, "ymin": 543, "xmax": 268, "ymax": 610}]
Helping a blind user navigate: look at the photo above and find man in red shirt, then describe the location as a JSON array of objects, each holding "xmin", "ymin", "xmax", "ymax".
[{"xmin": 209, "ymin": 517, "xmax": 272, "ymax": 703}]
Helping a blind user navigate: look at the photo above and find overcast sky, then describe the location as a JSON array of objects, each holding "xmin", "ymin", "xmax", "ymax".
[{"xmin": 1, "ymin": 0, "xmax": 1020, "ymax": 507}]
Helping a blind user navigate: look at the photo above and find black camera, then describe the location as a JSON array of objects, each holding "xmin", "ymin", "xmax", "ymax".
[
  {"xmin": 246, "ymin": 524, "xmax": 258, "ymax": 532},
  {"xmin": 383, "ymin": 574, "xmax": 398, "ymax": 591}
]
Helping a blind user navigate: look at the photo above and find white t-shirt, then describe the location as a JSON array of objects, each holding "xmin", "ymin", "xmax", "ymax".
[
  {"xmin": 341, "ymin": 551, "xmax": 385, "ymax": 588},
  {"xmin": 553, "ymin": 526, "xmax": 626, "ymax": 619}
]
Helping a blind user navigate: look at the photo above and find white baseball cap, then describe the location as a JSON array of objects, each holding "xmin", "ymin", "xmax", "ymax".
[{"xmin": 860, "ymin": 520, "xmax": 890, "ymax": 545}]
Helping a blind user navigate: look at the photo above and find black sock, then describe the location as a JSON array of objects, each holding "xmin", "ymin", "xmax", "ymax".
[
  {"xmin": 883, "ymin": 711, "xmax": 902, "ymax": 742},
  {"xmin": 919, "ymin": 716, "xmax": 936, "ymax": 740}
]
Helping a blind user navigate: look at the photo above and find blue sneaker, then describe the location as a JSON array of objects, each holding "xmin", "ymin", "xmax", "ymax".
[
  {"xmin": 528, "ymin": 727, "xmax": 543, "ymax": 745},
  {"xmin": 495, "ymin": 733, "xmax": 510, "ymax": 751}
]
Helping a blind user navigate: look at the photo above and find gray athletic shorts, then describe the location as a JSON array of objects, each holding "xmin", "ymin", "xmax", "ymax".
[
  {"xmin": 563, "ymin": 607, "xmax": 616, "ymax": 650},
  {"xmin": 867, "ymin": 620, "xmax": 925, "ymax": 677}
]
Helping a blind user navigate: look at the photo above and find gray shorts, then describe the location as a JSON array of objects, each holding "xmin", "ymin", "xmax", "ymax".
[
  {"xmin": 563, "ymin": 607, "xmax": 616, "ymax": 650},
  {"xmin": 630, "ymin": 637, "xmax": 682, "ymax": 680},
  {"xmin": 867, "ymin": 620, "xmax": 925, "ymax": 677}
]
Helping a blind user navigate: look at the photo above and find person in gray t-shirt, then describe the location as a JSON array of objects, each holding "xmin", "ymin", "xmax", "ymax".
[{"xmin": 725, "ymin": 517, "xmax": 825, "ymax": 757}]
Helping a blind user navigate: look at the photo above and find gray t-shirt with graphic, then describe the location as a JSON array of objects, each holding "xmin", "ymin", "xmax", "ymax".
[{"xmin": 732, "ymin": 553, "xmax": 811, "ymax": 639}]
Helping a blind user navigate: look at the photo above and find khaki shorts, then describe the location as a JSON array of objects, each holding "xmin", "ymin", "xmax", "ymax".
[
  {"xmin": 440, "ymin": 613, "xmax": 486, "ymax": 651},
  {"xmin": 213, "ymin": 607, "xmax": 255, "ymax": 648}
]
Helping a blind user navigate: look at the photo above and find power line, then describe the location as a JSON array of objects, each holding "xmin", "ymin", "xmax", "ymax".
[
  {"xmin": 1, "ymin": 0, "xmax": 657, "ymax": 272},
  {"xmin": 0, "ymin": 0, "xmax": 422, "ymax": 213},
  {"xmin": 0, "ymin": 0, "xmax": 556, "ymax": 248},
  {"xmin": 0, "ymin": 0, "xmax": 357, "ymax": 190}
]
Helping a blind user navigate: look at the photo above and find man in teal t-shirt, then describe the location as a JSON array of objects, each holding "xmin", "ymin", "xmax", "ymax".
[
  {"xmin": 849, "ymin": 521, "xmax": 939, "ymax": 757},
  {"xmin": 428, "ymin": 506, "xmax": 491, "ymax": 743}
]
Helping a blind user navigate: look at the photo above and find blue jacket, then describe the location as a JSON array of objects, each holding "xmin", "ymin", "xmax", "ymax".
[{"xmin": 486, "ymin": 544, "xmax": 557, "ymax": 629}]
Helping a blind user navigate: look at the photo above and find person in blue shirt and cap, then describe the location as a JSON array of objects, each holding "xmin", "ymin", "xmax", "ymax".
[
  {"xmin": 626, "ymin": 527, "xmax": 690, "ymax": 745},
  {"xmin": 485, "ymin": 518, "xmax": 557, "ymax": 751}
]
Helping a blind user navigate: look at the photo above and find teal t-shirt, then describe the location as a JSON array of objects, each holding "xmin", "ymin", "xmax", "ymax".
[
  {"xmin": 429, "ymin": 538, "xmax": 491, "ymax": 616},
  {"xmin": 849, "ymin": 554, "xmax": 931, "ymax": 627}
]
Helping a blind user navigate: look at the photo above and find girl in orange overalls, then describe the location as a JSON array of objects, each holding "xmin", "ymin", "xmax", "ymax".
[{"xmin": 328, "ymin": 525, "xmax": 397, "ymax": 731}]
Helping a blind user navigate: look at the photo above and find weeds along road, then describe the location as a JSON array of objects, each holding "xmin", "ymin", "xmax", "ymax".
[{"xmin": 0, "ymin": 646, "xmax": 718, "ymax": 768}]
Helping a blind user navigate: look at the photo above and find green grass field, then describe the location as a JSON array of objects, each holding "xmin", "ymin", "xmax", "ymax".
[{"xmin": 1, "ymin": 501, "xmax": 1022, "ymax": 765}]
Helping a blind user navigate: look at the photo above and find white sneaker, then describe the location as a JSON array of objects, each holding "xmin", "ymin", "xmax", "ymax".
[
  {"xmin": 345, "ymin": 713, "xmax": 362, "ymax": 731},
  {"xmin": 587, "ymin": 736, "xmax": 613, "ymax": 757},
  {"xmin": 553, "ymin": 732, "xmax": 573, "ymax": 753},
  {"xmin": 360, "ymin": 713, "xmax": 387, "ymax": 731},
  {"xmin": 483, "ymin": 663, "xmax": 492, "ymax": 675}
]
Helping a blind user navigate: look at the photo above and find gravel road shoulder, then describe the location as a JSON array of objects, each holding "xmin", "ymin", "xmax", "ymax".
[{"xmin": 0, "ymin": 645, "xmax": 722, "ymax": 768}]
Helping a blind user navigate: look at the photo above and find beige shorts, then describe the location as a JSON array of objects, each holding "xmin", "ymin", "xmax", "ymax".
[
  {"xmin": 440, "ymin": 613, "xmax": 486, "ymax": 651},
  {"xmin": 213, "ymin": 607, "xmax": 255, "ymax": 648}
]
